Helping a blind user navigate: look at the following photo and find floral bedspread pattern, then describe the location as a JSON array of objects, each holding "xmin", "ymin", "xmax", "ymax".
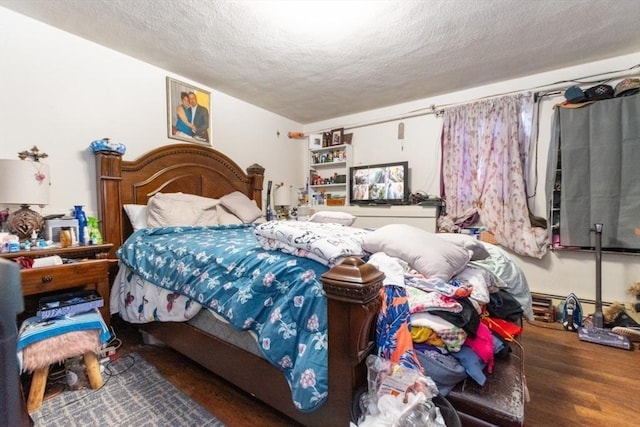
[{"xmin": 116, "ymin": 224, "xmax": 330, "ymax": 412}]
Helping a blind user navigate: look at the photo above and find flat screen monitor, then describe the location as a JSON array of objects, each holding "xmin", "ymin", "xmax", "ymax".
[{"xmin": 349, "ymin": 161, "xmax": 409, "ymax": 205}]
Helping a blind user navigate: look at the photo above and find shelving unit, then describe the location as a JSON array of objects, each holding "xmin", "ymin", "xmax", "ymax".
[
  {"xmin": 308, "ymin": 143, "xmax": 351, "ymax": 206},
  {"xmin": 550, "ymin": 146, "xmax": 561, "ymax": 248}
]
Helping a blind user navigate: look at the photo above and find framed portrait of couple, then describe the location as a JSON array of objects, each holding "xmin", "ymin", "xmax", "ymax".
[{"xmin": 166, "ymin": 77, "xmax": 211, "ymax": 145}]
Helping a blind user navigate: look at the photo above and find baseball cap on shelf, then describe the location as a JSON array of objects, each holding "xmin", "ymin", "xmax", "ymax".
[
  {"xmin": 564, "ymin": 85, "xmax": 587, "ymax": 103},
  {"xmin": 558, "ymin": 100, "xmax": 594, "ymax": 109},
  {"xmin": 584, "ymin": 84, "xmax": 615, "ymax": 101},
  {"xmin": 614, "ymin": 78, "xmax": 640, "ymax": 97}
]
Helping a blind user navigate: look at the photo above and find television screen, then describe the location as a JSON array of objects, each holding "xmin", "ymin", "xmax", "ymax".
[{"xmin": 349, "ymin": 161, "xmax": 409, "ymax": 205}]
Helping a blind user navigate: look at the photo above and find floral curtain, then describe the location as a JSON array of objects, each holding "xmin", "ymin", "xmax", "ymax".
[{"xmin": 440, "ymin": 93, "xmax": 548, "ymax": 258}]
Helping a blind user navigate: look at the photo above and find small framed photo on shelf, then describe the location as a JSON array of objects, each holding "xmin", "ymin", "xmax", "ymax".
[
  {"xmin": 331, "ymin": 128, "xmax": 344, "ymax": 146},
  {"xmin": 342, "ymin": 133, "xmax": 353, "ymax": 145},
  {"xmin": 322, "ymin": 132, "xmax": 332, "ymax": 147},
  {"xmin": 308, "ymin": 133, "xmax": 323, "ymax": 150}
]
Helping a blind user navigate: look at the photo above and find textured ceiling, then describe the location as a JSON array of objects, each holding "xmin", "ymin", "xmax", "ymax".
[{"xmin": 1, "ymin": 0, "xmax": 639, "ymax": 123}]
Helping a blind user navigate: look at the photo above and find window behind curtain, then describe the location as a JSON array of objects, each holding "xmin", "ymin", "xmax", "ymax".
[{"xmin": 440, "ymin": 93, "xmax": 548, "ymax": 258}]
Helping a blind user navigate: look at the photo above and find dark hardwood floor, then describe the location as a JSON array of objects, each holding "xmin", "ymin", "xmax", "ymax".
[{"xmin": 114, "ymin": 317, "xmax": 639, "ymax": 427}]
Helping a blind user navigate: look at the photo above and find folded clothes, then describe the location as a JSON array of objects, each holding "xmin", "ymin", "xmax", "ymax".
[
  {"xmin": 463, "ymin": 322, "xmax": 495, "ymax": 373},
  {"xmin": 415, "ymin": 345, "xmax": 467, "ymax": 396},
  {"xmin": 411, "ymin": 312, "xmax": 467, "ymax": 353},
  {"xmin": 17, "ymin": 309, "xmax": 110, "ymax": 350},
  {"xmin": 405, "ymin": 274, "xmax": 473, "ymax": 298},
  {"xmin": 451, "ymin": 345, "xmax": 487, "ymax": 386},
  {"xmin": 89, "ymin": 138, "xmax": 126, "ymax": 155},
  {"xmin": 405, "ymin": 286, "xmax": 463, "ymax": 314}
]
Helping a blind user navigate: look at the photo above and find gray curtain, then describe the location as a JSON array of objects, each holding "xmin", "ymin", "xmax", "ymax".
[{"xmin": 547, "ymin": 94, "xmax": 640, "ymax": 249}]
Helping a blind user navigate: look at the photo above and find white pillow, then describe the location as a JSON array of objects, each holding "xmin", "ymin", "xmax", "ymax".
[
  {"xmin": 219, "ymin": 191, "xmax": 263, "ymax": 223},
  {"xmin": 216, "ymin": 205, "xmax": 243, "ymax": 225},
  {"xmin": 308, "ymin": 211, "xmax": 356, "ymax": 226},
  {"xmin": 146, "ymin": 192, "xmax": 219, "ymax": 227},
  {"xmin": 435, "ymin": 233, "xmax": 490, "ymax": 261},
  {"xmin": 362, "ymin": 224, "xmax": 471, "ymax": 281},
  {"xmin": 124, "ymin": 204, "xmax": 148, "ymax": 231}
]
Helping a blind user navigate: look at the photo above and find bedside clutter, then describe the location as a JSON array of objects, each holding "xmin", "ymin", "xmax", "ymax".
[
  {"xmin": 458, "ymin": 227, "xmax": 500, "ymax": 245},
  {"xmin": 0, "ymin": 244, "xmax": 114, "ymax": 328}
]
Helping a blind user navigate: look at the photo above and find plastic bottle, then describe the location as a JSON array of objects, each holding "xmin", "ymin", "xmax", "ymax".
[
  {"xmin": 74, "ymin": 205, "xmax": 88, "ymax": 245},
  {"xmin": 7, "ymin": 235, "xmax": 20, "ymax": 252},
  {"xmin": 87, "ymin": 217, "xmax": 103, "ymax": 245},
  {"xmin": 60, "ymin": 227, "xmax": 72, "ymax": 248}
]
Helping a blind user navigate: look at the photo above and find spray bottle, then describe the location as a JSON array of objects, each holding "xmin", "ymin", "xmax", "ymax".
[{"xmin": 87, "ymin": 217, "xmax": 103, "ymax": 245}]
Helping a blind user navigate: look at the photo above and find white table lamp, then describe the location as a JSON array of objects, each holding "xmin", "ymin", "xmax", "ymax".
[{"xmin": 273, "ymin": 183, "xmax": 292, "ymax": 220}]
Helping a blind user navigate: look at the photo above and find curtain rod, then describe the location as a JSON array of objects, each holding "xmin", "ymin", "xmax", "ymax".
[
  {"xmin": 341, "ymin": 107, "xmax": 442, "ymax": 132},
  {"xmin": 305, "ymin": 63, "xmax": 640, "ymax": 135},
  {"xmin": 535, "ymin": 69, "xmax": 640, "ymax": 101}
]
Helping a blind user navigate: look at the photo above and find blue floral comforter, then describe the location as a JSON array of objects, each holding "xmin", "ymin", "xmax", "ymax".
[{"xmin": 116, "ymin": 224, "xmax": 329, "ymax": 412}]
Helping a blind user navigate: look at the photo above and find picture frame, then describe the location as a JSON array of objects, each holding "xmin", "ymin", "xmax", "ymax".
[
  {"xmin": 330, "ymin": 128, "xmax": 344, "ymax": 146},
  {"xmin": 322, "ymin": 132, "xmax": 332, "ymax": 147},
  {"xmin": 166, "ymin": 77, "xmax": 211, "ymax": 145},
  {"xmin": 308, "ymin": 133, "xmax": 323, "ymax": 150},
  {"xmin": 342, "ymin": 133, "xmax": 353, "ymax": 145}
]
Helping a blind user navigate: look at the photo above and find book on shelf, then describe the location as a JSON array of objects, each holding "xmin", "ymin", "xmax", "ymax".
[{"xmin": 37, "ymin": 290, "xmax": 103, "ymax": 320}]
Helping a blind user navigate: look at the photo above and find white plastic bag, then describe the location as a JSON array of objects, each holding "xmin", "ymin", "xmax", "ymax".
[{"xmin": 357, "ymin": 355, "xmax": 447, "ymax": 427}]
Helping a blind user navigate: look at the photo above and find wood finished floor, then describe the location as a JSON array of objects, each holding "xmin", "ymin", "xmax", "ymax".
[{"xmin": 115, "ymin": 317, "xmax": 639, "ymax": 427}]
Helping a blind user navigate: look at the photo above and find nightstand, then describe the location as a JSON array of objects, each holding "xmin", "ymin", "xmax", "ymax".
[{"xmin": 0, "ymin": 244, "xmax": 114, "ymax": 327}]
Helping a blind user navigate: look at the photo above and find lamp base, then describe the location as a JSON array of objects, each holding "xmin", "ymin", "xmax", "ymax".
[
  {"xmin": 275, "ymin": 206, "xmax": 289, "ymax": 220},
  {"xmin": 7, "ymin": 204, "xmax": 44, "ymax": 241}
]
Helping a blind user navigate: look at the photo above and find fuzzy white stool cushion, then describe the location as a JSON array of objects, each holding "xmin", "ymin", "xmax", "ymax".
[
  {"xmin": 17, "ymin": 310, "xmax": 111, "ymax": 412},
  {"xmin": 21, "ymin": 330, "xmax": 100, "ymax": 372}
]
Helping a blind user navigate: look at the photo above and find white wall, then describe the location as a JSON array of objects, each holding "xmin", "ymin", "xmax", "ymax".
[
  {"xmin": 0, "ymin": 7, "xmax": 304, "ymax": 217},
  {"xmin": 2, "ymin": 6, "xmax": 638, "ymax": 305},
  {"xmin": 304, "ymin": 53, "xmax": 640, "ymax": 304}
]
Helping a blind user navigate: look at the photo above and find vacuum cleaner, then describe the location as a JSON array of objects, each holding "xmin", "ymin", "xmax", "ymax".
[
  {"xmin": 265, "ymin": 180, "xmax": 275, "ymax": 221},
  {"xmin": 577, "ymin": 223, "xmax": 632, "ymax": 350}
]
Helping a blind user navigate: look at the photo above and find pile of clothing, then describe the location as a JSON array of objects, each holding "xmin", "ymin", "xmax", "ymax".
[{"xmin": 370, "ymin": 251, "xmax": 526, "ymax": 397}]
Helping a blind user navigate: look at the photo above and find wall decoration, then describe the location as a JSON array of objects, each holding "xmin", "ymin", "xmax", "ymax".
[
  {"xmin": 308, "ymin": 133, "xmax": 323, "ymax": 149},
  {"xmin": 322, "ymin": 132, "xmax": 332, "ymax": 147},
  {"xmin": 166, "ymin": 77, "xmax": 211, "ymax": 145},
  {"xmin": 342, "ymin": 133, "xmax": 353, "ymax": 144},
  {"xmin": 331, "ymin": 128, "xmax": 344, "ymax": 146}
]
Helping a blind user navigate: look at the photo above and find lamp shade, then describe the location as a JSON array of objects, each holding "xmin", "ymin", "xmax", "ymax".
[
  {"xmin": 274, "ymin": 184, "xmax": 292, "ymax": 206},
  {"xmin": 0, "ymin": 159, "xmax": 50, "ymax": 206}
]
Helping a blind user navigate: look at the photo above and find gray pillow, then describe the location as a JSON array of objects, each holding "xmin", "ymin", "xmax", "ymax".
[
  {"xmin": 219, "ymin": 191, "xmax": 263, "ymax": 223},
  {"xmin": 146, "ymin": 192, "xmax": 219, "ymax": 227},
  {"xmin": 435, "ymin": 233, "xmax": 490, "ymax": 261},
  {"xmin": 308, "ymin": 210, "xmax": 356, "ymax": 226},
  {"xmin": 362, "ymin": 224, "xmax": 471, "ymax": 281}
]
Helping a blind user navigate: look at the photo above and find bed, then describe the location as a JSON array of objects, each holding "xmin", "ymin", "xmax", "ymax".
[{"xmin": 94, "ymin": 144, "xmax": 527, "ymax": 426}]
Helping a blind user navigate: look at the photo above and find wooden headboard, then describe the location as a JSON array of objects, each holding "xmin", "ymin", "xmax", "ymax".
[{"xmin": 94, "ymin": 143, "xmax": 265, "ymax": 256}]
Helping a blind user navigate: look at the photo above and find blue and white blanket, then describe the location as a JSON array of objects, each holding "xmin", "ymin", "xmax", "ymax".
[
  {"xmin": 254, "ymin": 220, "xmax": 370, "ymax": 267},
  {"xmin": 116, "ymin": 224, "xmax": 330, "ymax": 412}
]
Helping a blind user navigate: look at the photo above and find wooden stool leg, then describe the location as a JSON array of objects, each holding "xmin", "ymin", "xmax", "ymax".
[
  {"xmin": 27, "ymin": 365, "xmax": 49, "ymax": 413},
  {"xmin": 83, "ymin": 352, "xmax": 103, "ymax": 389}
]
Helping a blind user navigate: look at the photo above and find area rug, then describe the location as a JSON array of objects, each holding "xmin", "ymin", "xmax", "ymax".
[{"xmin": 30, "ymin": 352, "xmax": 225, "ymax": 426}]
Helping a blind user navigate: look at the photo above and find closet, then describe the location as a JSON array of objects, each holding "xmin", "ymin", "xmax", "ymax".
[{"xmin": 546, "ymin": 93, "xmax": 640, "ymax": 252}]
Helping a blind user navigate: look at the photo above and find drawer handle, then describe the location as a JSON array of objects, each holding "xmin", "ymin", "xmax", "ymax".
[{"xmin": 41, "ymin": 275, "xmax": 53, "ymax": 283}]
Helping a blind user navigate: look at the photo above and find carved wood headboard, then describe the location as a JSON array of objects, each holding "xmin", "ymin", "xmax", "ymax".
[{"xmin": 94, "ymin": 143, "xmax": 265, "ymax": 256}]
